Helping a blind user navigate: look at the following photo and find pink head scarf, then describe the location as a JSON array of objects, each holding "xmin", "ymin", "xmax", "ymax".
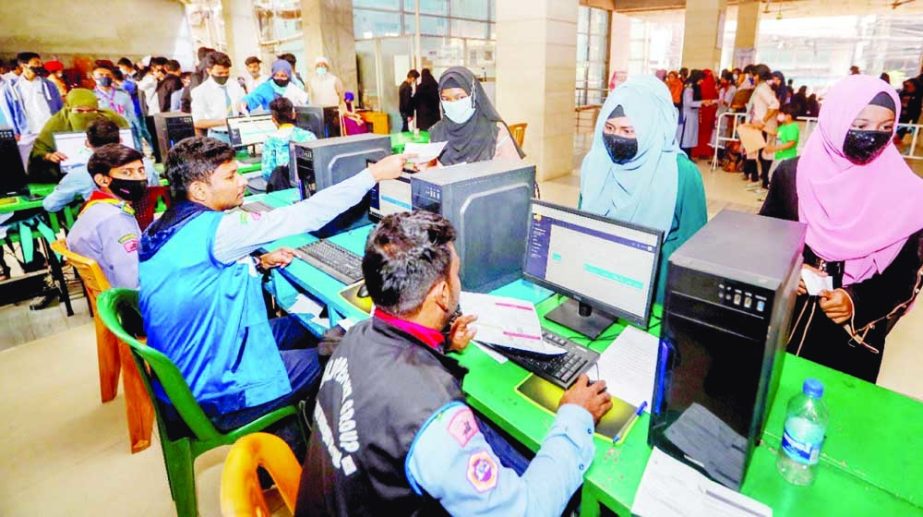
[{"xmin": 796, "ymin": 75, "xmax": 923, "ymax": 285}]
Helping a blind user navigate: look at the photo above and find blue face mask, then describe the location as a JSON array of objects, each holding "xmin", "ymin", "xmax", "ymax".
[{"xmin": 442, "ymin": 96, "xmax": 475, "ymax": 124}]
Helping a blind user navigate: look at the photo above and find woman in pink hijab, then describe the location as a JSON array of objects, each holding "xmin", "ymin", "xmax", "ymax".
[{"xmin": 760, "ymin": 74, "xmax": 923, "ymax": 382}]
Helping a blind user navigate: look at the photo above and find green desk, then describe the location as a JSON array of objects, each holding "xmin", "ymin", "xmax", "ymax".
[{"xmin": 264, "ymin": 222, "xmax": 923, "ymax": 516}]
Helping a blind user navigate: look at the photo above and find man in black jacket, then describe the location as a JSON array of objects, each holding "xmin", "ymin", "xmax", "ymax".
[{"xmin": 399, "ymin": 69, "xmax": 419, "ymax": 132}]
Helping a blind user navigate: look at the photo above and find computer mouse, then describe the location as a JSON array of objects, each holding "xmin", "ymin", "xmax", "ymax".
[{"xmin": 357, "ymin": 284, "xmax": 369, "ymax": 298}]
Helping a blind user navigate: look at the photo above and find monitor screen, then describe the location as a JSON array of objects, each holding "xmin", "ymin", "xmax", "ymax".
[
  {"xmin": 0, "ymin": 128, "xmax": 28, "ymax": 196},
  {"xmin": 54, "ymin": 129, "xmax": 137, "ymax": 175},
  {"xmin": 523, "ymin": 200, "xmax": 662, "ymax": 326},
  {"xmin": 227, "ymin": 115, "xmax": 276, "ymax": 147},
  {"xmin": 369, "ymin": 175, "xmax": 412, "ymax": 220}
]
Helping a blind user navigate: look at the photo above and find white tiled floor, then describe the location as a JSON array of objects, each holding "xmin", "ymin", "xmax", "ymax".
[{"xmin": 0, "ymin": 157, "xmax": 921, "ymax": 517}]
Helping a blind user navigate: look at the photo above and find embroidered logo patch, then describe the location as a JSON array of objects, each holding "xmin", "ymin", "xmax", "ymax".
[
  {"xmin": 447, "ymin": 407, "xmax": 479, "ymax": 447},
  {"xmin": 466, "ymin": 451, "xmax": 498, "ymax": 492},
  {"xmin": 123, "ymin": 239, "xmax": 139, "ymax": 253}
]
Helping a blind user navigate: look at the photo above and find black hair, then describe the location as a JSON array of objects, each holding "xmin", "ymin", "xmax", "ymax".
[
  {"xmin": 363, "ymin": 211, "xmax": 457, "ymax": 316},
  {"xmin": 721, "ymin": 70, "xmax": 734, "ymax": 82},
  {"xmin": 85, "ymin": 119, "xmax": 122, "ymax": 148},
  {"xmin": 164, "ymin": 137, "xmax": 236, "ymax": 200},
  {"xmin": 17, "ymin": 52, "xmax": 40, "ymax": 65},
  {"xmin": 150, "ymin": 56, "xmax": 168, "ymax": 67},
  {"xmin": 679, "ymin": 67, "xmax": 688, "ymax": 75},
  {"xmin": 779, "ymin": 104, "xmax": 797, "ymax": 118},
  {"xmin": 165, "ymin": 60, "xmax": 181, "ymax": 73},
  {"xmin": 269, "ymin": 97, "xmax": 296, "ymax": 125},
  {"xmin": 407, "ymin": 69, "xmax": 420, "ymax": 79},
  {"xmin": 245, "ymin": 56, "xmax": 261, "ymax": 66},
  {"xmin": 205, "ymin": 52, "xmax": 232, "ymax": 69},
  {"xmin": 278, "ymin": 53, "xmax": 297, "ymax": 66},
  {"xmin": 743, "ymin": 64, "xmax": 755, "ymax": 74},
  {"xmin": 753, "ymin": 64, "xmax": 772, "ymax": 82},
  {"xmin": 197, "ymin": 47, "xmax": 214, "ymax": 62},
  {"xmin": 117, "ymin": 57, "xmax": 133, "ymax": 68},
  {"xmin": 87, "ymin": 144, "xmax": 143, "ymax": 178}
]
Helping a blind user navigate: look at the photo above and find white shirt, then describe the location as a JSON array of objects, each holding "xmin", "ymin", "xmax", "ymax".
[
  {"xmin": 138, "ymin": 74, "xmax": 160, "ymax": 115},
  {"xmin": 747, "ymin": 82, "xmax": 779, "ymax": 125},
  {"xmin": 309, "ymin": 73, "xmax": 342, "ymax": 107},
  {"xmin": 283, "ymin": 83, "xmax": 310, "ymax": 106},
  {"xmin": 191, "ymin": 76, "xmax": 246, "ymax": 123},
  {"xmin": 2, "ymin": 71, "xmax": 19, "ymax": 82},
  {"xmin": 17, "ymin": 77, "xmax": 52, "ymax": 134},
  {"xmin": 244, "ymin": 73, "xmax": 269, "ymax": 94}
]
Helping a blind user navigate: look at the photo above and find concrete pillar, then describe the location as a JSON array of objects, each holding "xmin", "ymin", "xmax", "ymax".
[
  {"xmin": 222, "ymin": 0, "xmax": 260, "ymax": 73},
  {"xmin": 681, "ymin": 0, "xmax": 727, "ymax": 71},
  {"xmin": 609, "ymin": 13, "xmax": 631, "ymax": 84},
  {"xmin": 733, "ymin": 0, "xmax": 760, "ymax": 67},
  {"xmin": 495, "ymin": 0, "xmax": 578, "ymax": 182},
  {"xmin": 301, "ymin": 0, "xmax": 358, "ymax": 96}
]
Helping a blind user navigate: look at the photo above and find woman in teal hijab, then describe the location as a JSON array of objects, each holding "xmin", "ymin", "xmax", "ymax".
[{"xmin": 580, "ymin": 75, "xmax": 707, "ymax": 303}]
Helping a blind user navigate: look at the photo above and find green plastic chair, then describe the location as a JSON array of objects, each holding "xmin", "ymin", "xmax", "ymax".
[{"xmin": 96, "ymin": 288, "xmax": 303, "ymax": 517}]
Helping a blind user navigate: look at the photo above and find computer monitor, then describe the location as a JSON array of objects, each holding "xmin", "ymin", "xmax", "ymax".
[
  {"xmin": 53, "ymin": 129, "xmax": 136, "ymax": 175},
  {"xmin": 227, "ymin": 115, "xmax": 276, "ymax": 147},
  {"xmin": 294, "ymin": 106, "xmax": 341, "ymax": 138},
  {"xmin": 369, "ymin": 174, "xmax": 412, "ymax": 220},
  {"xmin": 152, "ymin": 113, "xmax": 195, "ymax": 163},
  {"xmin": 523, "ymin": 200, "xmax": 663, "ymax": 339},
  {"xmin": 0, "ymin": 128, "xmax": 28, "ymax": 196}
]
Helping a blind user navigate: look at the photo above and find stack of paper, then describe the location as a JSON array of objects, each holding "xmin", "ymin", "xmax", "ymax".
[
  {"xmin": 404, "ymin": 141, "xmax": 447, "ymax": 164},
  {"xmin": 588, "ymin": 326, "xmax": 659, "ymax": 413},
  {"xmin": 459, "ymin": 292, "xmax": 564, "ymax": 356},
  {"xmin": 633, "ymin": 448, "xmax": 773, "ymax": 517}
]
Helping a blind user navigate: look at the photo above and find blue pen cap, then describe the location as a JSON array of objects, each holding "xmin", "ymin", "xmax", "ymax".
[{"xmin": 802, "ymin": 378, "xmax": 824, "ymax": 398}]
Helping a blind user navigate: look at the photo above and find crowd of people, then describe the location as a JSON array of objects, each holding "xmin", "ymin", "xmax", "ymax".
[{"xmin": 2, "ymin": 42, "xmax": 923, "ymax": 513}]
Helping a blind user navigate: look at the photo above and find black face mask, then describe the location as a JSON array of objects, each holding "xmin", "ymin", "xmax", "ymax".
[
  {"xmin": 212, "ymin": 75, "xmax": 229, "ymax": 86},
  {"xmin": 273, "ymin": 78, "xmax": 290, "ymax": 88},
  {"xmin": 31, "ymin": 66, "xmax": 48, "ymax": 77},
  {"xmin": 96, "ymin": 77, "xmax": 113, "ymax": 87},
  {"xmin": 109, "ymin": 178, "xmax": 148, "ymax": 203},
  {"xmin": 843, "ymin": 129, "xmax": 891, "ymax": 165},
  {"xmin": 603, "ymin": 133, "xmax": 638, "ymax": 164}
]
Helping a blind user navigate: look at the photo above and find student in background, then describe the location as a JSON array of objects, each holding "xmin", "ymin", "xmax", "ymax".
[
  {"xmin": 139, "ymin": 56, "xmax": 166, "ymax": 116},
  {"xmin": 156, "ymin": 60, "xmax": 184, "ymax": 113},
  {"xmin": 412, "ymin": 68, "xmax": 441, "ymax": 131},
  {"xmin": 0, "ymin": 52, "xmax": 64, "ymax": 167},
  {"xmin": 170, "ymin": 72, "xmax": 192, "ymax": 112},
  {"xmin": 308, "ymin": 56, "xmax": 344, "ymax": 108},
  {"xmin": 43, "ymin": 119, "xmax": 159, "ymax": 212},
  {"xmin": 243, "ymin": 59, "xmax": 309, "ymax": 112},
  {"xmin": 260, "ymin": 97, "xmax": 317, "ymax": 182},
  {"xmin": 277, "ymin": 53, "xmax": 305, "ymax": 89},
  {"xmin": 763, "ymin": 104, "xmax": 800, "ymax": 181},
  {"xmin": 45, "ymin": 60, "xmax": 68, "ymax": 98},
  {"xmin": 66, "ymin": 144, "xmax": 148, "ymax": 288},
  {"xmin": 29, "ymin": 88, "xmax": 128, "ymax": 182},
  {"xmin": 399, "ymin": 69, "xmax": 419, "ymax": 132},
  {"xmin": 580, "ymin": 75, "xmax": 707, "ymax": 303},
  {"xmin": 743, "ymin": 64, "xmax": 779, "ymax": 188},
  {"xmin": 243, "ymin": 55, "xmax": 268, "ymax": 93},
  {"xmin": 190, "ymin": 51, "xmax": 245, "ymax": 141},
  {"xmin": 760, "ymin": 75, "xmax": 923, "ymax": 382},
  {"xmin": 93, "ymin": 65, "xmax": 141, "ymax": 147},
  {"xmin": 427, "ymin": 66, "xmax": 524, "ymax": 167}
]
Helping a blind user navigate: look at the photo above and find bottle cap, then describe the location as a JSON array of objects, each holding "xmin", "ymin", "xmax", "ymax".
[{"xmin": 803, "ymin": 378, "xmax": 824, "ymax": 398}]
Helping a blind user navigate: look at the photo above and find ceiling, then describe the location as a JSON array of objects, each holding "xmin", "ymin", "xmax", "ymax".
[{"xmin": 580, "ymin": 0, "xmax": 923, "ymax": 16}]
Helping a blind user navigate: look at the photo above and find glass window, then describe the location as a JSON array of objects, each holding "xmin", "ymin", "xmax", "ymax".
[
  {"xmin": 354, "ymin": 0, "xmax": 400, "ymax": 9},
  {"xmin": 407, "ymin": 0, "xmax": 448, "ymax": 15},
  {"xmin": 450, "ymin": 19, "xmax": 489, "ymax": 39},
  {"xmin": 578, "ymin": 7, "xmax": 590, "ymax": 34},
  {"xmin": 450, "ymin": 0, "xmax": 489, "ymax": 20},
  {"xmin": 575, "ymin": 6, "xmax": 610, "ymax": 106},
  {"xmin": 405, "ymin": 14, "xmax": 448, "ymax": 36},
  {"xmin": 354, "ymin": 9, "xmax": 402, "ymax": 39}
]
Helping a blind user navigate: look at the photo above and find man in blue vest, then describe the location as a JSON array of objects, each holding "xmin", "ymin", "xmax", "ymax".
[
  {"xmin": 138, "ymin": 136, "xmax": 406, "ymax": 448},
  {"xmin": 296, "ymin": 210, "xmax": 613, "ymax": 516}
]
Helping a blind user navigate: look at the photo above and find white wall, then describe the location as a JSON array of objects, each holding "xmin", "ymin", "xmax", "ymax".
[{"xmin": 0, "ymin": 0, "xmax": 194, "ymax": 68}]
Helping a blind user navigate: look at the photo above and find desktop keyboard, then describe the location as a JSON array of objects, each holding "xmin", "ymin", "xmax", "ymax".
[
  {"xmin": 295, "ymin": 240, "xmax": 364, "ymax": 285},
  {"xmin": 493, "ymin": 330, "xmax": 599, "ymax": 389},
  {"xmin": 241, "ymin": 201, "xmax": 274, "ymax": 214}
]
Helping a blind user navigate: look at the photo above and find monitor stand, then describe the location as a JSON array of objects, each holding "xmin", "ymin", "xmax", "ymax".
[{"xmin": 545, "ymin": 298, "xmax": 617, "ymax": 341}]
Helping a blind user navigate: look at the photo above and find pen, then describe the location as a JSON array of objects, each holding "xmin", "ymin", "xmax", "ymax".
[{"xmin": 613, "ymin": 401, "xmax": 647, "ymax": 444}]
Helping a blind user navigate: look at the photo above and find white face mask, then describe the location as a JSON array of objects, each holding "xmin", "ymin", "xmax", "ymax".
[
  {"xmin": 442, "ymin": 96, "xmax": 475, "ymax": 124},
  {"xmin": 316, "ymin": 67, "xmax": 327, "ymax": 76}
]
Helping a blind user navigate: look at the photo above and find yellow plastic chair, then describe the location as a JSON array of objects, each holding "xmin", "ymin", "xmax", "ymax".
[
  {"xmin": 50, "ymin": 239, "xmax": 154, "ymax": 453},
  {"xmin": 221, "ymin": 433, "xmax": 303, "ymax": 516},
  {"xmin": 508, "ymin": 122, "xmax": 527, "ymax": 148}
]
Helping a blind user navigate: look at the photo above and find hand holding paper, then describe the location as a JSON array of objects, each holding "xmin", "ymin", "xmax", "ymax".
[
  {"xmin": 801, "ymin": 267, "xmax": 833, "ymax": 296},
  {"xmin": 404, "ymin": 141, "xmax": 447, "ymax": 165}
]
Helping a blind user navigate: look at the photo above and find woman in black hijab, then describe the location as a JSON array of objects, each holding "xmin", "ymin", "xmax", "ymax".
[
  {"xmin": 427, "ymin": 66, "xmax": 524, "ymax": 166},
  {"xmin": 412, "ymin": 68, "xmax": 441, "ymax": 131}
]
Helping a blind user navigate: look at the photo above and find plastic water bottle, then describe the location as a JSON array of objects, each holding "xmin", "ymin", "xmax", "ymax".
[{"xmin": 777, "ymin": 378, "xmax": 829, "ymax": 485}]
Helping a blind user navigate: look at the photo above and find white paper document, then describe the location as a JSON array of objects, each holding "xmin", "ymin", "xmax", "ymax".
[
  {"xmin": 588, "ymin": 326, "xmax": 659, "ymax": 412},
  {"xmin": 801, "ymin": 268, "xmax": 833, "ymax": 296},
  {"xmin": 460, "ymin": 292, "xmax": 564, "ymax": 356},
  {"xmin": 403, "ymin": 141, "xmax": 447, "ymax": 164},
  {"xmin": 633, "ymin": 448, "xmax": 773, "ymax": 517}
]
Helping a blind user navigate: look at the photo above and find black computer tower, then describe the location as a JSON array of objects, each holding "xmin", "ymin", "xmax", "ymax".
[
  {"xmin": 152, "ymin": 113, "xmax": 195, "ymax": 163},
  {"xmin": 411, "ymin": 160, "xmax": 536, "ymax": 292},
  {"xmin": 294, "ymin": 106, "xmax": 341, "ymax": 139},
  {"xmin": 650, "ymin": 210, "xmax": 805, "ymax": 490},
  {"xmin": 289, "ymin": 133, "xmax": 391, "ymax": 238},
  {"xmin": 0, "ymin": 128, "xmax": 29, "ymax": 196}
]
